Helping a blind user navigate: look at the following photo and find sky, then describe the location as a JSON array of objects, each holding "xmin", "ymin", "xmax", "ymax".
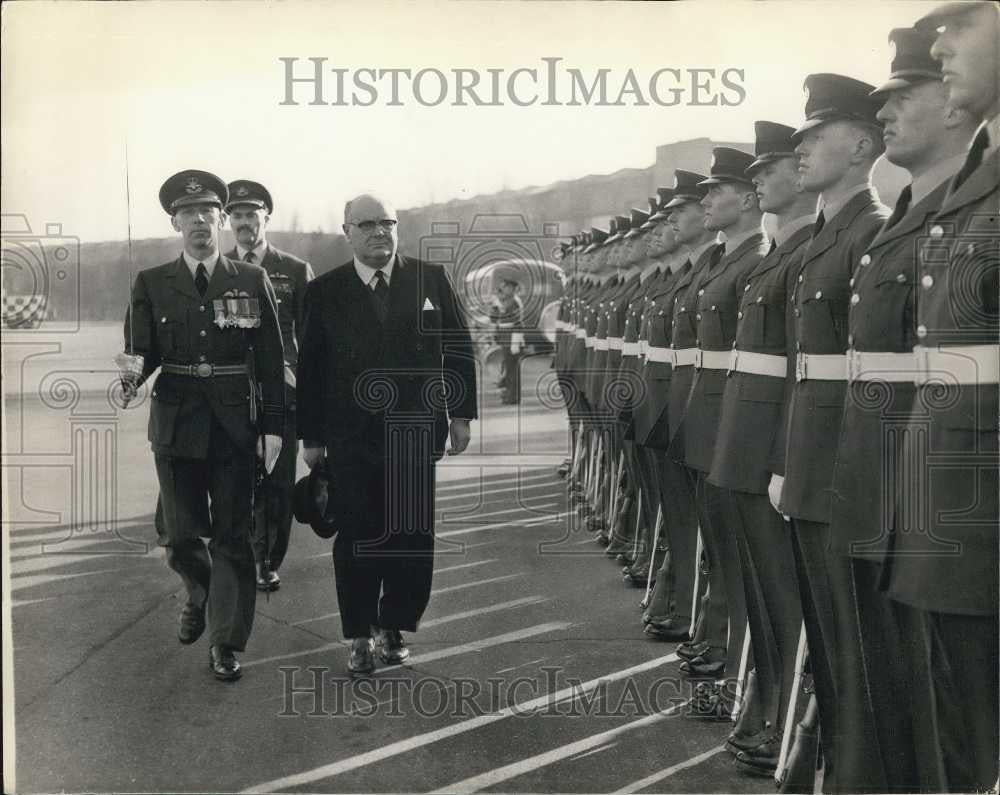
[{"xmin": 2, "ymin": 0, "xmax": 937, "ymax": 243}]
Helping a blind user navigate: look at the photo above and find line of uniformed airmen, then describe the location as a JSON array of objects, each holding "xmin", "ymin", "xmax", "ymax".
[{"xmin": 552, "ymin": 3, "xmax": 997, "ymax": 791}]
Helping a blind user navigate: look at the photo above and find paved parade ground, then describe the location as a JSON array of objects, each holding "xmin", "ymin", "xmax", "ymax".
[{"xmin": 5, "ymin": 335, "xmax": 774, "ymax": 794}]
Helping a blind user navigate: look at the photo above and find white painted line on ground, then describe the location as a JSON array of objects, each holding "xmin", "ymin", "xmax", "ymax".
[
  {"xmin": 437, "ymin": 480, "xmax": 565, "ymax": 504},
  {"xmin": 11, "ymin": 550, "xmax": 158, "ymax": 576},
  {"xmin": 435, "ymin": 470, "xmax": 554, "ymax": 495},
  {"xmin": 244, "ymin": 620, "xmax": 567, "ymax": 671},
  {"xmin": 11, "ymin": 562, "xmax": 159, "ymax": 592},
  {"xmin": 418, "ymin": 597, "xmax": 549, "ymax": 629},
  {"xmin": 241, "ymin": 652, "xmax": 680, "ymax": 793},
  {"xmin": 432, "ymin": 559, "xmax": 498, "ymax": 575},
  {"xmin": 570, "ymin": 741, "xmax": 619, "ymax": 761},
  {"xmin": 431, "ymin": 699, "xmax": 692, "ymax": 793},
  {"xmin": 495, "ymin": 657, "xmax": 547, "ymax": 675},
  {"xmin": 609, "ymin": 745, "xmax": 728, "ymax": 794},
  {"xmin": 10, "ymin": 533, "xmax": 151, "ymax": 559},
  {"xmin": 441, "ymin": 501, "xmax": 559, "ymax": 525},
  {"xmin": 292, "ymin": 574, "xmax": 526, "ymax": 626},
  {"xmin": 10, "ymin": 595, "xmax": 61, "ymax": 608}
]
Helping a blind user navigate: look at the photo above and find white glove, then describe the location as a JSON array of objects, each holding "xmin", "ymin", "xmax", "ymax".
[
  {"xmin": 768, "ymin": 473, "xmax": 789, "ymax": 521},
  {"xmin": 257, "ymin": 434, "xmax": 283, "ymax": 474}
]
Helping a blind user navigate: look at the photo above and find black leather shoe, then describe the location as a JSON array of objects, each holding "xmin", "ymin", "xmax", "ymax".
[
  {"xmin": 348, "ymin": 637, "xmax": 376, "ymax": 677},
  {"xmin": 377, "ymin": 628, "xmax": 410, "ymax": 665},
  {"xmin": 594, "ymin": 533, "xmax": 610, "ymax": 547},
  {"xmin": 676, "ymin": 640, "xmax": 710, "ymax": 661},
  {"xmin": 178, "ymin": 601, "xmax": 206, "ymax": 645},
  {"xmin": 680, "ymin": 655, "xmax": 726, "ymax": 677},
  {"xmin": 778, "ymin": 695, "xmax": 820, "ymax": 793},
  {"xmin": 209, "ymin": 645, "xmax": 242, "ymax": 681},
  {"xmin": 255, "ymin": 562, "xmax": 281, "ymax": 592},
  {"xmin": 644, "ymin": 618, "xmax": 691, "ymax": 642},
  {"xmin": 687, "ymin": 683, "xmax": 733, "ymax": 721},
  {"xmin": 726, "ymin": 727, "xmax": 774, "ymax": 755},
  {"xmin": 735, "ymin": 735, "xmax": 781, "ymax": 776}
]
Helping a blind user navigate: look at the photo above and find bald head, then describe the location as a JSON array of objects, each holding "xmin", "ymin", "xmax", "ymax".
[{"xmin": 342, "ymin": 193, "xmax": 399, "ymax": 268}]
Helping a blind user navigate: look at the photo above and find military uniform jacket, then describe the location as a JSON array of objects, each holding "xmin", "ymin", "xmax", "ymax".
[
  {"xmin": 125, "ymin": 254, "xmax": 285, "ymax": 459},
  {"xmin": 567, "ymin": 278, "xmax": 597, "ymax": 406},
  {"xmin": 890, "ymin": 146, "xmax": 999, "ymax": 616},
  {"xmin": 682, "ymin": 233, "xmax": 766, "ymax": 473},
  {"xmin": 828, "ymin": 182, "xmax": 948, "ymax": 559},
  {"xmin": 779, "ymin": 189, "xmax": 889, "ymax": 522},
  {"xmin": 296, "ymin": 256, "xmax": 478, "ymax": 462},
  {"xmin": 587, "ymin": 274, "xmax": 621, "ymax": 413},
  {"xmin": 666, "ymin": 243, "xmax": 725, "ymax": 464},
  {"xmin": 604, "ymin": 271, "xmax": 646, "ymax": 421},
  {"xmin": 227, "ymin": 245, "xmax": 313, "ymax": 371},
  {"xmin": 709, "ymin": 226, "xmax": 812, "ymax": 494},
  {"xmin": 633, "ymin": 262, "xmax": 691, "ymax": 449},
  {"xmin": 618, "ymin": 266, "xmax": 667, "ymax": 425}
]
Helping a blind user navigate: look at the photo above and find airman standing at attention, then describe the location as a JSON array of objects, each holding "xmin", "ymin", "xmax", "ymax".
[
  {"xmin": 775, "ymin": 74, "xmax": 890, "ymax": 792},
  {"xmin": 708, "ymin": 122, "xmax": 814, "ymax": 775}
]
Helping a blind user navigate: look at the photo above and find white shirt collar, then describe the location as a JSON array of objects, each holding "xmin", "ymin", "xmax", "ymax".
[
  {"xmin": 773, "ymin": 212, "xmax": 817, "ymax": 249},
  {"xmin": 354, "ymin": 254, "xmax": 397, "ymax": 289},
  {"xmin": 237, "ymin": 240, "xmax": 268, "ymax": 264},
  {"xmin": 182, "ymin": 249, "xmax": 219, "ymax": 277}
]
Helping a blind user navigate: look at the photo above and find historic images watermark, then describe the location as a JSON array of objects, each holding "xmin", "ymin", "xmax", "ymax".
[
  {"xmin": 279, "ymin": 57, "xmax": 747, "ymax": 107},
  {"xmin": 277, "ymin": 665, "xmax": 734, "ymax": 719}
]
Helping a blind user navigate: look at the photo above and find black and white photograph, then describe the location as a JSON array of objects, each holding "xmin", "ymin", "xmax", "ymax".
[{"xmin": 1, "ymin": 1, "xmax": 997, "ymax": 793}]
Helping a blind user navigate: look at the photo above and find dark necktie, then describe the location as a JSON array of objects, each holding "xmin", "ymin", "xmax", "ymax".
[
  {"xmin": 812, "ymin": 211, "xmax": 826, "ymax": 238},
  {"xmin": 195, "ymin": 262, "xmax": 208, "ymax": 297},
  {"xmin": 768, "ymin": 238, "xmax": 777, "ymax": 255},
  {"xmin": 372, "ymin": 269, "xmax": 389, "ymax": 322},
  {"xmin": 245, "ymin": 251, "xmax": 256, "ymax": 264},
  {"xmin": 711, "ymin": 242, "xmax": 726, "ymax": 267},
  {"xmin": 886, "ymin": 185, "xmax": 912, "ymax": 230},
  {"xmin": 952, "ymin": 125, "xmax": 990, "ymax": 193}
]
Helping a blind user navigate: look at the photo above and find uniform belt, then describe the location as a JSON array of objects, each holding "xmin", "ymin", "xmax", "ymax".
[
  {"xmin": 846, "ymin": 350, "xmax": 915, "ymax": 383},
  {"xmin": 607, "ymin": 337, "xmax": 624, "ymax": 351},
  {"xmin": 556, "ymin": 321, "xmax": 568, "ymax": 331},
  {"xmin": 645, "ymin": 346, "xmax": 673, "ymax": 364},
  {"xmin": 639, "ymin": 340, "xmax": 648, "ymax": 357},
  {"xmin": 585, "ymin": 337, "xmax": 595, "ymax": 349},
  {"xmin": 622, "ymin": 341, "xmax": 641, "ymax": 357},
  {"xmin": 695, "ymin": 349, "xmax": 731, "ymax": 370},
  {"xmin": 672, "ymin": 347, "xmax": 699, "ymax": 368},
  {"xmin": 595, "ymin": 338, "xmax": 610, "ymax": 351},
  {"xmin": 497, "ymin": 321, "xmax": 517, "ymax": 328},
  {"xmin": 575, "ymin": 329, "xmax": 587, "ymax": 340},
  {"xmin": 795, "ymin": 352, "xmax": 846, "ymax": 382},
  {"xmin": 161, "ymin": 362, "xmax": 249, "ymax": 378},
  {"xmin": 913, "ymin": 344, "xmax": 1000, "ymax": 386},
  {"xmin": 730, "ymin": 350, "xmax": 787, "ymax": 379}
]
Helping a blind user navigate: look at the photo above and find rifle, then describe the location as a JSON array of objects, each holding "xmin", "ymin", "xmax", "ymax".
[{"xmin": 247, "ymin": 345, "xmax": 271, "ymax": 601}]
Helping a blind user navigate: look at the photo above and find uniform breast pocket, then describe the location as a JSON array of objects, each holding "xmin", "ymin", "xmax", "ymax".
[
  {"xmin": 740, "ymin": 302, "xmax": 766, "ymax": 346},
  {"xmin": 420, "ymin": 307, "xmax": 442, "ymax": 332},
  {"xmin": 802, "ymin": 288, "xmax": 849, "ymax": 348},
  {"xmin": 698, "ymin": 307, "xmax": 724, "ymax": 346},
  {"xmin": 156, "ymin": 318, "xmax": 188, "ymax": 359},
  {"xmin": 867, "ymin": 275, "xmax": 913, "ymax": 338}
]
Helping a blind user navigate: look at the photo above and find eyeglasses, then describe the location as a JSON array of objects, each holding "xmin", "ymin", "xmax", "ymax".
[{"xmin": 347, "ymin": 219, "xmax": 398, "ymax": 233}]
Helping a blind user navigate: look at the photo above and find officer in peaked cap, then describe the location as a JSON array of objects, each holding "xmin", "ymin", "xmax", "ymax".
[
  {"xmin": 697, "ymin": 146, "xmax": 757, "ymax": 186},
  {"xmin": 624, "ymin": 207, "xmax": 650, "ymax": 239},
  {"xmin": 225, "ymin": 180, "xmax": 314, "ymax": 593},
  {"xmin": 646, "ymin": 187, "xmax": 676, "ymax": 225},
  {"xmin": 869, "ymin": 25, "xmax": 948, "ymax": 96},
  {"xmin": 782, "ymin": 73, "xmax": 891, "ymax": 792},
  {"xmin": 158, "ymin": 169, "xmax": 228, "ymax": 214},
  {"xmin": 124, "ymin": 169, "xmax": 285, "ymax": 682},
  {"xmin": 663, "ymin": 169, "xmax": 710, "ymax": 209},
  {"xmin": 746, "ymin": 120, "xmax": 800, "ymax": 173}
]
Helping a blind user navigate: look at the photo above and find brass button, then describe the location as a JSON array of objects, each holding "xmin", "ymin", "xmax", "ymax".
[
  {"xmin": 849, "ymin": 278, "xmax": 855, "ymax": 287},
  {"xmin": 698, "ymin": 289, "xmax": 705, "ymax": 295},
  {"xmin": 916, "ymin": 324, "xmax": 927, "ymax": 338},
  {"xmin": 929, "ymin": 225, "xmax": 943, "ymax": 239},
  {"xmin": 798, "ymin": 275, "xmax": 803, "ymax": 283},
  {"xmin": 199, "ymin": 305, "xmax": 205, "ymax": 312},
  {"xmin": 851, "ymin": 293, "xmax": 860, "ymax": 305},
  {"xmin": 921, "ymin": 274, "xmax": 933, "ymax": 288},
  {"xmin": 199, "ymin": 354, "xmax": 206, "ymax": 362},
  {"xmin": 161, "ymin": 317, "xmax": 167, "ymax": 323},
  {"xmin": 744, "ymin": 285, "xmax": 751, "ymax": 292},
  {"xmin": 860, "ymin": 254, "xmax": 871, "ymax": 266},
  {"xmin": 815, "ymin": 291, "xmax": 823, "ymax": 299},
  {"xmin": 794, "ymin": 309, "xmax": 801, "ymax": 317},
  {"xmin": 696, "ymin": 314, "xmax": 702, "ymax": 320},
  {"xmin": 199, "ymin": 329, "xmax": 207, "ymax": 337},
  {"xmin": 756, "ymin": 296, "xmax": 763, "ymax": 303},
  {"xmin": 848, "ymin": 334, "xmax": 854, "ymax": 346},
  {"xmin": 737, "ymin": 311, "xmax": 743, "ymax": 319}
]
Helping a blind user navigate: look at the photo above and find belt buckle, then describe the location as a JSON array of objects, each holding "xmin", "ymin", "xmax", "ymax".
[
  {"xmin": 795, "ymin": 352, "xmax": 807, "ymax": 382},
  {"xmin": 694, "ymin": 349, "xmax": 703, "ymax": 369},
  {"xmin": 728, "ymin": 349, "xmax": 738, "ymax": 376},
  {"xmin": 195, "ymin": 362, "xmax": 213, "ymax": 378}
]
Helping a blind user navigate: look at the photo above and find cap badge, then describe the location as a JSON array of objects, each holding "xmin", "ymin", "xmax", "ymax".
[
  {"xmin": 184, "ymin": 178, "xmax": 202, "ymax": 194},
  {"xmin": 236, "ymin": 186, "xmax": 249, "ymax": 197}
]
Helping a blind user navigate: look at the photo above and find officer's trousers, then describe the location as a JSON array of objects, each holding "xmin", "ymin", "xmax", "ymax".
[
  {"xmin": 154, "ymin": 422, "xmax": 257, "ymax": 651},
  {"xmin": 789, "ymin": 519, "xmax": 888, "ymax": 793},
  {"xmin": 691, "ymin": 470, "xmax": 746, "ymax": 672},
  {"xmin": 252, "ymin": 400, "xmax": 297, "ymax": 571},
  {"xmin": 725, "ymin": 490, "xmax": 801, "ymax": 729}
]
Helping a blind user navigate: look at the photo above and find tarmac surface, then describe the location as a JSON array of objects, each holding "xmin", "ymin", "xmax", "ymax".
[{"xmin": 5, "ymin": 346, "xmax": 778, "ymax": 794}]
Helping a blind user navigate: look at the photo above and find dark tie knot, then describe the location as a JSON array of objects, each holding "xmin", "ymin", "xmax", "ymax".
[
  {"xmin": 245, "ymin": 251, "xmax": 256, "ymax": 264},
  {"xmin": 195, "ymin": 262, "xmax": 209, "ymax": 297}
]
